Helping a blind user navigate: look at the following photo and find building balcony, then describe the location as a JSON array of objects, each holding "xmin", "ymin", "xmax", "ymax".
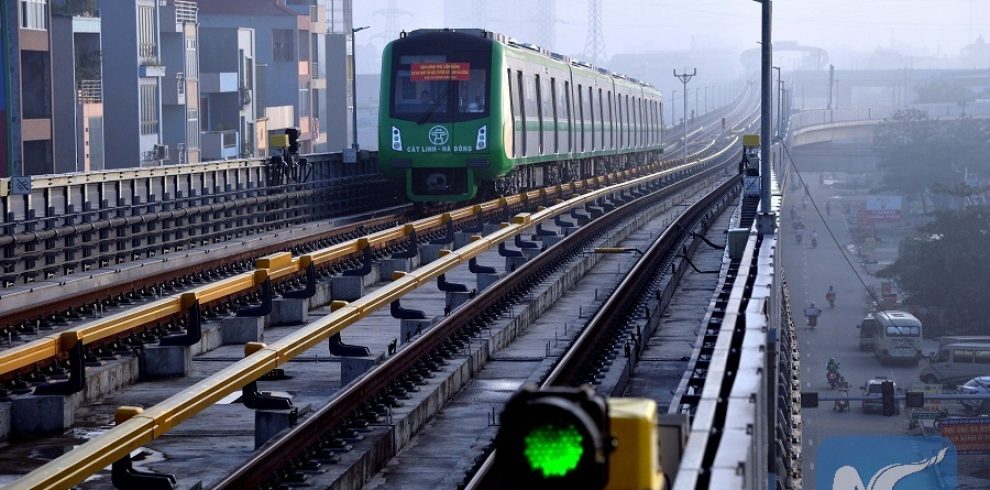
[
  {"xmin": 160, "ymin": 0, "xmax": 198, "ymax": 32},
  {"xmin": 200, "ymin": 72, "xmax": 239, "ymax": 93},
  {"xmin": 201, "ymin": 130, "xmax": 239, "ymax": 160},
  {"xmin": 77, "ymin": 80, "xmax": 103, "ymax": 103}
]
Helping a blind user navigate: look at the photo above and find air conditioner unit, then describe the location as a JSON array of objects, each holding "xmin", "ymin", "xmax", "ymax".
[
  {"xmin": 153, "ymin": 144, "xmax": 170, "ymax": 160},
  {"xmin": 239, "ymin": 87, "xmax": 252, "ymax": 107}
]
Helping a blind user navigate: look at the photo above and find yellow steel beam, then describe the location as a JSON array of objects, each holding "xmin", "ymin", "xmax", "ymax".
[
  {"xmin": 0, "ymin": 337, "xmax": 60, "ymax": 375},
  {"xmin": 9, "ymin": 139, "xmax": 742, "ymax": 489}
]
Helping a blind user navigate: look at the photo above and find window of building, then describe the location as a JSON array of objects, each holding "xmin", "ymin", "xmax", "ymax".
[
  {"xmin": 20, "ymin": 0, "xmax": 48, "ymax": 30},
  {"xmin": 138, "ymin": 5, "xmax": 157, "ymax": 61},
  {"xmin": 140, "ymin": 83, "xmax": 159, "ymax": 135},
  {"xmin": 273, "ymin": 29, "xmax": 294, "ymax": 62}
]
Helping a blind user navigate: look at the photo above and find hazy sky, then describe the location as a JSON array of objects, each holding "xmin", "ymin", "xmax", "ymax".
[{"xmin": 353, "ymin": 0, "xmax": 990, "ymax": 70}]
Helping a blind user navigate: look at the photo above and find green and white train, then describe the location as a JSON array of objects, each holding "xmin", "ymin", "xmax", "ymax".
[{"xmin": 378, "ymin": 29, "xmax": 664, "ymax": 202}]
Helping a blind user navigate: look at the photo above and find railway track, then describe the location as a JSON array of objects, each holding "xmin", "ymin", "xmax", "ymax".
[
  {"xmin": 214, "ymin": 150, "xmax": 741, "ymax": 490},
  {"xmin": 1, "ymin": 87, "xmax": 758, "ymax": 488}
]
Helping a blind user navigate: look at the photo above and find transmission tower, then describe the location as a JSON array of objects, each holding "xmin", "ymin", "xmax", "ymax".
[
  {"xmin": 374, "ymin": 0, "xmax": 409, "ymax": 42},
  {"xmin": 536, "ymin": 0, "xmax": 557, "ymax": 50},
  {"xmin": 583, "ymin": 0, "xmax": 606, "ymax": 66}
]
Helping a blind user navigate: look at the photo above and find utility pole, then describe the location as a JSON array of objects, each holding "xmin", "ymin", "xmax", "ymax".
[
  {"xmin": 351, "ymin": 25, "xmax": 370, "ymax": 150},
  {"xmin": 773, "ymin": 66, "xmax": 781, "ymax": 141},
  {"xmin": 827, "ymin": 63, "xmax": 834, "ymax": 109},
  {"xmin": 759, "ymin": 0, "xmax": 774, "ymax": 233},
  {"xmin": 674, "ymin": 68, "xmax": 697, "ymax": 164}
]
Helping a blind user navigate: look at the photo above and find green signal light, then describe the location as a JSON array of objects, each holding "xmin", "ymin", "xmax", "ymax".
[{"xmin": 523, "ymin": 423, "xmax": 585, "ymax": 478}]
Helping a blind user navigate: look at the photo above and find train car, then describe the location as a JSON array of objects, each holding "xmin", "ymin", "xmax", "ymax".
[{"xmin": 379, "ymin": 29, "xmax": 663, "ymax": 202}]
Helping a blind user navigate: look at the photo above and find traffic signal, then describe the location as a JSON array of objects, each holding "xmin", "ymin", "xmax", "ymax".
[
  {"xmin": 881, "ymin": 380, "xmax": 896, "ymax": 416},
  {"xmin": 496, "ymin": 385, "xmax": 612, "ymax": 489}
]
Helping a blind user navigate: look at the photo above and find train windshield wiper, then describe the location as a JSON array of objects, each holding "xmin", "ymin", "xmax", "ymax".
[{"xmin": 417, "ymin": 85, "xmax": 451, "ymax": 125}]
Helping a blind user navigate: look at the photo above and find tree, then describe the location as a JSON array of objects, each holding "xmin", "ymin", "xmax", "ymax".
[
  {"xmin": 914, "ymin": 79, "xmax": 974, "ymax": 105},
  {"xmin": 879, "ymin": 206, "xmax": 990, "ymax": 335},
  {"xmin": 873, "ymin": 110, "xmax": 990, "ymax": 212}
]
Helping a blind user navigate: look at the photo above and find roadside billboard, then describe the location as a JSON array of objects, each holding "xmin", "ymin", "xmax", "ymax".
[{"xmin": 937, "ymin": 417, "xmax": 990, "ymax": 455}]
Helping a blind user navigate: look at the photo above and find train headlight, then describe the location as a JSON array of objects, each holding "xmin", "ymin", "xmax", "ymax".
[
  {"xmin": 476, "ymin": 125, "xmax": 487, "ymax": 150},
  {"xmin": 391, "ymin": 126, "xmax": 403, "ymax": 151}
]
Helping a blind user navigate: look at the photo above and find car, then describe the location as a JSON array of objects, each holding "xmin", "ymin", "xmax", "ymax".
[
  {"xmin": 956, "ymin": 376, "xmax": 990, "ymax": 411},
  {"xmin": 861, "ymin": 377, "xmax": 901, "ymax": 415}
]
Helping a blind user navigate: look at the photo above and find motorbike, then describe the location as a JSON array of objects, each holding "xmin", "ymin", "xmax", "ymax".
[
  {"xmin": 807, "ymin": 315, "xmax": 818, "ymax": 328},
  {"xmin": 834, "ymin": 384, "xmax": 850, "ymax": 412},
  {"xmin": 826, "ymin": 291, "xmax": 836, "ymax": 308},
  {"xmin": 826, "ymin": 370, "xmax": 840, "ymax": 389},
  {"xmin": 811, "ymin": 237, "xmax": 818, "ymax": 249},
  {"xmin": 796, "ymin": 233, "xmax": 803, "ymax": 245}
]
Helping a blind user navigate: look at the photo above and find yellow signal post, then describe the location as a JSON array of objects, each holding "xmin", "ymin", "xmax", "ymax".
[{"xmin": 605, "ymin": 398, "xmax": 664, "ymax": 490}]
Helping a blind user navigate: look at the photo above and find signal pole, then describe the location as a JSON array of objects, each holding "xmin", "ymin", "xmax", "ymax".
[
  {"xmin": 759, "ymin": 0, "xmax": 774, "ymax": 233},
  {"xmin": 674, "ymin": 68, "xmax": 696, "ymax": 164}
]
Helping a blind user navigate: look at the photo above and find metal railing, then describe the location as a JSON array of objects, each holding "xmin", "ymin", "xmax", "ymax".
[
  {"xmin": 76, "ymin": 80, "xmax": 102, "ymax": 103},
  {"xmin": 6, "ymin": 153, "xmax": 715, "ymax": 490},
  {"xmin": 173, "ymin": 0, "xmax": 198, "ymax": 24}
]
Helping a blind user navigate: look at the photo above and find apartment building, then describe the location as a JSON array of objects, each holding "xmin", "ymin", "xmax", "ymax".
[
  {"xmin": 51, "ymin": 0, "xmax": 104, "ymax": 172},
  {"xmin": 199, "ymin": 27, "xmax": 261, "ymax": 159},
  {"xmin": 199, "ymin": 0, "xmax": 355, "ymax": 155},
  {"xmin": 98, "ymin": 0, "xmax": 200, "ymax": 168},
  {"xmin": 1, "ymin": 0, "xmax": 56, "ymax": 177}
]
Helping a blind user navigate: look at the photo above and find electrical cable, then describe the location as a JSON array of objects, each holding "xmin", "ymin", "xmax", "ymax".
[{"xmin": 781, "ymin": 142, "xmax": 946, "ymax": 381}]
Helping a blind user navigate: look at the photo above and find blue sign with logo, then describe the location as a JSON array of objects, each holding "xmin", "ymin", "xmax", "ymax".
[{"xmin": 817, "ymin": 436, "xmax": 957, "ymax": 490}]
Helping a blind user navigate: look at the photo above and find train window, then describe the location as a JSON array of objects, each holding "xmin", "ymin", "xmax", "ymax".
[
  {"xmin": 598, "ymin": 89, "xmax": 605, "ymax": 150},
  {"xmin": 607, "ymin": 91, "xmax": 614, "ymax": 150},
  {"xmin": 391, "ymin": 51, "xmax": 490, "ymax": 122},
  {"xmin": 551, "ymin": 78, "xmax": 559, "ymax": 154},
  {"xmin": 578, "ymin": 84, "xmax": 585, "ymax": 152},
  {"xmin": 625, "ymin": 95, "xmax": 631, "ymax": 146},
  {"xmin": 518, "ymin": 71, "xmax": 527, "ymax": 156},
  {"xmin": 588, "ymin": 86, "xmax": 595, "ymax": 151},
  {"xmin": 564, "ymin": 81, "xmax": 572, "ymax": 153},
  {"xmin": 535, "ymin": 74, "xmax": 544, "ymax": 155},
  {"xmin": 508, "ymin": 69, "xmax": 516, "ymax": 157},
  {"xmin": 617, "ymin": 92, "xmax": 623, "ymax": 148}
]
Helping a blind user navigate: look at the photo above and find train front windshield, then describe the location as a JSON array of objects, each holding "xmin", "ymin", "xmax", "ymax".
[{"xmin": 391, "ymin": 51, "xmax": 490, "ymax": 123}]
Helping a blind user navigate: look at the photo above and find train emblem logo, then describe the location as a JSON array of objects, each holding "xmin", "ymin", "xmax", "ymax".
[
  {"xmin": 817, "ymin": 436, "xmax": 957, "ymax": 490},
  {"xmin": 428, "ymin": 126, "xmax": 449, "ymax": 146}
]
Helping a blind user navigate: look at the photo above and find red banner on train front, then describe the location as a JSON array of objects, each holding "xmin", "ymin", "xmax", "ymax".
[{"xmin": 411, "ymin": 63, "xmax": 471, "ymax": 81}]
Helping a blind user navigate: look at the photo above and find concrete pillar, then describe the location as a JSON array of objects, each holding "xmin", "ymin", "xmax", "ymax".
[
  {"xmin": 140, "ymin": 345, "xmax": 192, "ymax": 378},
  {"xmin": 221, "ymin": 315, "xmax": 267, "ymax": 344},
  {"xmin": 542, "ymin": 234, "xmax": 565, "ymax": 249},
  {"xmin": 476, "ymin": 273, "xmax": 500, "ymax": 292},
  {"xmin": 400, "ymin": 319, "xmax": 434, "ymax": 344},
  {"xmin": 0, "ymin": 402, "xmax": 10, "ymax": 441},
  {"xmin": 255, "ymin": 406, "xmax": 306, "ymax": 449},
  {"xmin": 271, "ymin": 298, "xmax": 308, "ymax": 326},
  {"xmin": 419, "ymin": 244, "xmax": 445, "ymax": 263},
  {"xmin": 11, "ymin": 395, "xmax": 74, "ymax": 436},
  {"xmin": 379, "ymin": 258, "xmax": 413, "ymax": 281},
  {"xmin": 505, "ymin": 255, "xmax": 528, "ymax": 273},
  {"xmin": 331, "ymin": 276, "xmax": 365, "ymax": 301},
  {"xmin": 308, "ymin": 282, "xmax": 333, "ymax": 309},
  {"xmin": 341, "ymin": 355, "xmax": 382, "ymax": 386},
  {"xmin": 445, "ymin": 291, "xmax": 472, "ymax": 311},
  {"xmin": 454, "ymin": 231, "xmax": 474, "ymax": 249}
]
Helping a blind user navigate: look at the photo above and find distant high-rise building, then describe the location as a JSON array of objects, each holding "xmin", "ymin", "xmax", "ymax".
[
  {"xmin": 199, "ymin": 0, "xmax": 352, "ymax": 155},
  {"xmin": 98, "ymin": 0, "xmax": 201, "ymax": 168},
  {"xmin": 51, "ymin": 0, "xmax": 106, "ymax": 173},
  {"xmin": 1, "ymin": 0, "xmax": 56, "ymax": 176}
]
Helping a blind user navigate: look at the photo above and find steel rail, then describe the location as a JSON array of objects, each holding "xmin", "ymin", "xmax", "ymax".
[
  {"xmin": 213, "ymin": 149, "xmax": 738, "ymax": 490},
  {"xmin": 0, "ymin": 152, "xmax": 686, "ymax": 381},
  {"xmin": 465, "ymin": 158, "xmax": 741, "ymax": 490},
  {"xmin": 5, "ymin": 145, "xmax": 730, "ymax": 490}
]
